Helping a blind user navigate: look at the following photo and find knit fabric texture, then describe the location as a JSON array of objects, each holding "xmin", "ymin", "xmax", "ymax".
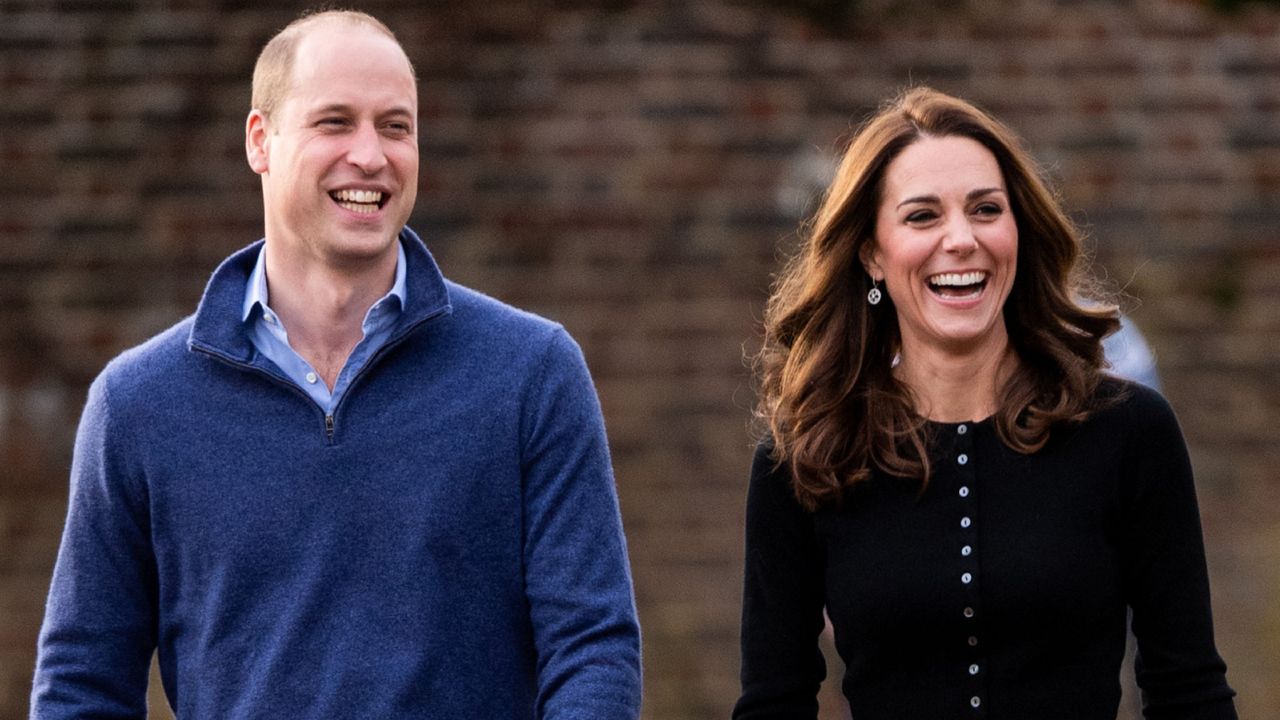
[{"xmin": 32, "ymin": 229, "xmax": 642, "ymax": 719}]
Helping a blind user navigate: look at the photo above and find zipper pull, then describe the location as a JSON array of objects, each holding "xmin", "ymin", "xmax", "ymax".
[{"xmin": 325, "ymin": 414, "xmax": 335, "ymax": 439}]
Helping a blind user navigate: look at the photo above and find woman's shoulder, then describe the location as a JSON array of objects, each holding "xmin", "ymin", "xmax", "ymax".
[
  {"xmin": 752, "ymin": 435, "xmax": 777, "ymax": 462},
  {"xmin": 1088, "ymin": 374, "xmax": 1182, "ymax": 439},
  {"xmin": 751, "ymin": 435, "xmax": 815, "ymax": 498},
  {"xmin": 750, "ymin": 436, "xmax": 788, "ymax": 485}
]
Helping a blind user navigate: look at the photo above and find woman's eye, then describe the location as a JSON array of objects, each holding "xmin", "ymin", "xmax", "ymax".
[
  {"xmin": 905, "ymin": 210, "xmax": 937, "ymax": 223},
  {"xmin": 973, "ymin": 203, "xmax": 1002, "ymax": 217}
]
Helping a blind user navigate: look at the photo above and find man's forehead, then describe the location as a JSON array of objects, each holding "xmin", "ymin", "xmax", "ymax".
[
  {"xmin": 283, "ymin": 23, "xmax": 417, "ymax": 113},
  {"xmin": 291, "ymin": 22, "xmax": 407, "ymax": 71}
]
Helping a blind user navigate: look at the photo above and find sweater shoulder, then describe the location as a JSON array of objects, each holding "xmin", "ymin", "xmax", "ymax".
[
  {"xmin": 445, "ymin": 280, "xmax": 560, "ymax": 328},
  {"xmin": 94, "ymin": 315, "xmax": 198, "ymax": 405},
  {"xmin": 442, "ymin": 280, "xmax": 568, "ymax": 347},
  {"xmin": 1069, "ymin": 375, "xmax": 1187, "ymax": 467},
  {"xmin": 1090, "ymin": 374, "xmax": 1180, "ymax": 434}
]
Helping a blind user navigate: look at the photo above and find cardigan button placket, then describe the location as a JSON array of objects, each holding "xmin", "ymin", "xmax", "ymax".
[{"xmin": 955, "ymin": 423, "xmax": 985, "ymax": 716}]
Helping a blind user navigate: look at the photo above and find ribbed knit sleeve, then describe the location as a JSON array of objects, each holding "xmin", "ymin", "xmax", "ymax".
[
  {"xmin": 1118, "ymin": 386, "xmax": 1237, "ymax": 719},
  {"xmin": 733, "ymin": 441, "xmax": 826, "ymax": 719},
  {"xmin": 31, "ymin": 370, "xmax": 158, "ymax": 719},
  {"xmin": 519, "ymin": 327, "xmax": 643, "ymax": 720}
]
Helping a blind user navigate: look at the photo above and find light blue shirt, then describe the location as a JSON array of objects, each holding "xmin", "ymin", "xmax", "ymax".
[{"xmin": 241, "ymin": 242, "xmax": 407, "ymax": 414}]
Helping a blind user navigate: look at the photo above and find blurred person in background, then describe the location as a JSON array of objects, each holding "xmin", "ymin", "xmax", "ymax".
[
  {"xmin": 735, "ymin": 87, "xmax": 1234, "ymax": 719},
  {"xmin": 31, "ymin": 10, "xmax": 641, "ymax": 719},
  {"xmin": 1106, "ymin": 315, "xmax": 1161, "ymax": 392}
]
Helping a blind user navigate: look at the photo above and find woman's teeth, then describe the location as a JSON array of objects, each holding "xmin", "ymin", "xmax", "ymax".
[
  {"xmin": 930, "ymin": 271, "xmax": 986, "ymax": 286},
  {"xmin": 928, "ymin": 271, "xmax": 988, "ymax": 298}
]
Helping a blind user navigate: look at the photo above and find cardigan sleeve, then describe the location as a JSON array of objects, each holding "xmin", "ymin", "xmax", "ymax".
[
  {"xmin": 31, "ymin": 372, "xmax": 158, "ymax": 719},
  {"xmin": 733, "ymin": 442, "xmax": 827, "ymax": 719},
  {"xmin": 518, "ymin": 328, "xmax": 642, "ymax": 720},
  {"xmin": 1118, "ymin": 385, "xmax": 1237, "ymax": 720}
]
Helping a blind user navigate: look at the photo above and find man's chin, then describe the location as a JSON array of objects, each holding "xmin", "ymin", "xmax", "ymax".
[{"xmin": 317, "ymin": 230, "xmax": 401, "ymax": 267}]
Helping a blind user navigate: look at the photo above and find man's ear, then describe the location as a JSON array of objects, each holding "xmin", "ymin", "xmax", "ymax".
[
  {"xmin": 859, "ymin": 242, "xmax": 883, "ymax": 282},
  {"xmin": 245, "ymin": 109, "xmax": 270, "ymax": 175}
]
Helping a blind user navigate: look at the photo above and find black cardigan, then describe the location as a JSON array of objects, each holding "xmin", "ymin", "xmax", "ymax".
[{"xmin": 735, "ymin": 379, "xmax": 1236, "ymax": 719}]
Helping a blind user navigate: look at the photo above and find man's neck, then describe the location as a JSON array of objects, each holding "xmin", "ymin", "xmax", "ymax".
[
  {"xmin": 894, "ymin": 328, "xmax": 1018, "ymax": 423},
  {"xmin": 262, "ymin": 242, "xmax": 398, "ymax": 389}
]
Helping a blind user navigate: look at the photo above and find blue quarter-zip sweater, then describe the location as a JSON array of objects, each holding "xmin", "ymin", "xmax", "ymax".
[{"xmin": 32, "ymin": 228, "xmax": 643, "ymax": 719}]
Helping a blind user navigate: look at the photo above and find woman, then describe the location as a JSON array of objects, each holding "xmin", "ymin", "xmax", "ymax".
[{"xmin": 735, "ymin": 88, "xmax": 1236, "ymax": 719}]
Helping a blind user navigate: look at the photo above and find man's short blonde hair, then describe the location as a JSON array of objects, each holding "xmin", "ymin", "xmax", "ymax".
[{"xmin": 250, "ymin": 9, "xmax": 415, "ymax": 119}]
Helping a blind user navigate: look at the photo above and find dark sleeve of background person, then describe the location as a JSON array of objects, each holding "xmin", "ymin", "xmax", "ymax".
[{"xmin": 734, "ymin": 442, "xmax": 827, "ymax": 719}]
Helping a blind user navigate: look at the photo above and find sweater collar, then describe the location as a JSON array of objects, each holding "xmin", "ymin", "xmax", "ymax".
[{"xmin": 188, "ymin": 226, "xmax": 452, "ymax": 362}]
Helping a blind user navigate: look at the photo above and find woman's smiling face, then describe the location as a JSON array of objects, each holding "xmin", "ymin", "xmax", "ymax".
[{"xmin": 865, "ymin": 134, "xmax": 1019, "ymax": 358}]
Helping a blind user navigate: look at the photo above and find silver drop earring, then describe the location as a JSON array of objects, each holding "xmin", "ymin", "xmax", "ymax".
[{"xmin": 867, "ymin": 280, "xmax": 882, "ymax": 306}]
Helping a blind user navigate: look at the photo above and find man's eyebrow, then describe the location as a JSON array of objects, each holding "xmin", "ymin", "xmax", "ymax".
[
  {"xmin": 306, "ymin": 103, "xmax": 415, "ymax": 118},
  {"xmin": 307, "ymin": 103, "xmax": 354, "ymax": 116}
]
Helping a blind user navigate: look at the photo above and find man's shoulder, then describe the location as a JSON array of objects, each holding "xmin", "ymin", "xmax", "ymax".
[
  {"xmin": 95, "ymin": 315, "xmax": 199, "ymax": 401},
  {"xmin": 426, "ymin": 280, "xmax": 596, "ymax": 386},
  {"xmin": 442, "ymin": 279, "xmax": 565, "ymax": 341}
]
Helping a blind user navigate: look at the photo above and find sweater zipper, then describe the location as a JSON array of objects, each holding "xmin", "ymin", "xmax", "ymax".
[
  {"xmin": 321, "ymin": 305, "xmax": 451, "ymax": 440},
  {"xmin": 191, "ymin": 305, "xmax": 450, "ymax": 443},
  {"xmin": 190, "ymin": 343, "xmax": 328, "ymax": 428}
]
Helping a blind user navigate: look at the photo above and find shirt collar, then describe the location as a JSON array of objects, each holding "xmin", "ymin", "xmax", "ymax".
[
  {"xmin": 191, "ymin": 228, "xmax": 450, "ymax": 364},
  {"xmin": 241, "ymin": 240, "xmax": 408, "ymax": 323}
]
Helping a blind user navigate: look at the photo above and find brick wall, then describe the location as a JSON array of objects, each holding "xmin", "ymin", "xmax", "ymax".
[{"xmin": 2, "ymin": 1, "xmax": 1277, "ymax": 717}]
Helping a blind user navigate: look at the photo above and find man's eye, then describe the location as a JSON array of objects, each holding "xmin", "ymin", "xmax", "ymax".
[{"xmin": 319, "ymin": 118, "xmax": 348, "ymax": 127}]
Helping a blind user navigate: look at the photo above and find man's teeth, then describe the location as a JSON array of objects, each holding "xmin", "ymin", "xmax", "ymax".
[
  {"xmin": 929, "ymin": 271, "xmax": 987, "ymax": 287},
  {"xmin": 338, "ymin": 201, "xmax": 377, "ymax": 214},
  {"xmin": 333, "ymin": 189, "xmax": 382, "ymax": 203},
  {"xmin": 331, "ymin": 189, "xmax": 384, "ymax": 210}
]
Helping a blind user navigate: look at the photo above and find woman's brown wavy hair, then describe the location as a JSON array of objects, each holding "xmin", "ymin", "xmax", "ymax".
[{"xmin": 757, "ymin": 87, "xmax": 1120, "ymax": 511}]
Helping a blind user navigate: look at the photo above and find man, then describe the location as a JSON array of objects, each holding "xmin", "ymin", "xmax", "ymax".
[{"xmin": 32, "ymin": 11, "xmax": 642, "ymax": 718}]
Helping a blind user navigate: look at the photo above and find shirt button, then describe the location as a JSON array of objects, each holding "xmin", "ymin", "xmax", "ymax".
[
  {"xmin": 964, "ymin": 607, "xmax": 975, "ymax": 618},
  {"xmin": 961, "ymin": 572, "xmax": 973, "ymax": 584},
  {"xmin": 958, "ymin": 453, "xmax": 969, "ymax": 465},
  {"xmin": 264, "ymin": 314, "xmax": 277, "ymax": 325},
  {"xmin": 960, "ymin": 517, "xmax": 971, "ymax": 528},
  {"xmin": 971, "ymin": 696, "xmax": 981, "ymax": 708},
  {"xmin": 968, "ymin": 636, "xmax": 978, "ymax": 647},
  {"xmin": 959, "ymin": 486, "xmax": 970, "ymax": 498},
  {"xmin": 957, "ymin": 424, "xmax": 967, "ymax": 435},
  {"xmin": 961, "ymin": 545, "xmax": 972, "ymax": 556},
  {"xmin": 305, "ymin": 372, "xmax": 318, "ymax": 384},
  {"xmin": 969, "ymin": 663, "xmax": 980, "ymax": 675}
]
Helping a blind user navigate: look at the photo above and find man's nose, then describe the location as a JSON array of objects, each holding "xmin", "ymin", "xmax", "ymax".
[{"xmin": 346, "ymin": 123, "xmax": 388, "ymax": 174}]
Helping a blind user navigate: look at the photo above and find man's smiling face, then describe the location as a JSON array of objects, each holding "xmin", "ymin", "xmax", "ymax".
[{"xmin": 248, "ymin": 20, "xmax": 418, "ymax": 268}]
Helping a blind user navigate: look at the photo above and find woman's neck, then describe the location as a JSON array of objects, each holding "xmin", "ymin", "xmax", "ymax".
[{"xmin": 894, "ymin": 330, "xmax": 1019, "ymax": 423}]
